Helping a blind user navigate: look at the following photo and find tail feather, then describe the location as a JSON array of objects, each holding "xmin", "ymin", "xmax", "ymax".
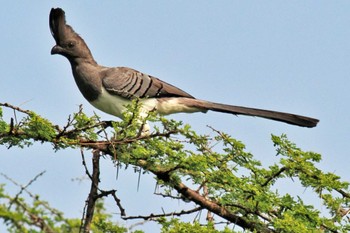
[{"xmin": 179, "ymin": 98, "xmax": 319, "ymax": 128}]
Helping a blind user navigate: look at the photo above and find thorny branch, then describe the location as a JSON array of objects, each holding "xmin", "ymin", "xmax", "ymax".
[
  {"xmin": 1, "ymin": 103, "xmax": 349, "ymax": 232},
  {"xmin": 98, "ymin": 189, "xmax": 126, "ymax": 217},
  {"xmin": 80, "ymin": 150, "xmax": 126, "ymax": 233},
  {"xmin": 81, "ymin": 150, "xmax": 100, "ymax": 233},
  {"xmin": 78, "ymin": 140, "xmax": 277, "ymax": 232},
  {"xmin": 122, "ymin": 207, "xmax": 204, "ymax": 220}
]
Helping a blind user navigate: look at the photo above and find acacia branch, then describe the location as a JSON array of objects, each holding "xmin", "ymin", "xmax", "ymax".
[
  {"xmin": 172, "ymin": 181, "xmax": 274, "ymax": 232},
  {"xmin": 261, "ymin": 167, "xmax": 287, "ymax": 187},
  {"xmin": 1, "ymin": 171, "xmax": 46, "ymax": 210},
  {"xmin": 3, "ymin": 103, "xmax": 345, "ymax": 232},
  {"xmin": 103, "ymin": 190, "xmax": 126, "ymax": 217},
  {"xmin": 1, "ymin": 172, "xmax": 55, "ymax": 233},
  {"xmin": 122, "ymin": 206, "xmax": 203, "ymax": 220},
  {"xmin": 336, "ymin": 188, "xmax": 350, "ymax": 199},
  {"xmin": 93, "ymin": 188, "xmax": 126, "ymax": 217},
  {"xmin": 75, "ymin": 137, "xmax": 275, "ymax": 232},
  {"xmin": 0, "ymin": 103, "xmax": 32, "ymax": 115},
  {"xmin": 81, "ymin": 150, "xmax": 101, "ymax": 233},
  {"xmin": 80, "ymin": 149, "xmax": 126, "ymax": 231},
  {"xmin": 80, "ymin": 149, "xmax": 93, "ymax": 180}
]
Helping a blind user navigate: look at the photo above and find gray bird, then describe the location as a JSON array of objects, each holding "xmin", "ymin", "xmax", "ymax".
[{"xmin": 49, "ymin": 8, "xmax": 318, "ymax": 133}]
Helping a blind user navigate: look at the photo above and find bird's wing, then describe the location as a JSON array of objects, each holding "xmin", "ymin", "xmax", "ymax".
[{"xmin": 101, "ymin": 67, "xmax": 195, "ymax": 99}]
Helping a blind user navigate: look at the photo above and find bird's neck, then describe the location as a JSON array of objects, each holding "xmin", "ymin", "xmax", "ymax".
[
  {"xmin": 70, "ymin": 58, "xmax": 103, "ymax": 102},
  {"xmin": 68, "ymin": 55, "xmax": 97, "ymax": 67}
]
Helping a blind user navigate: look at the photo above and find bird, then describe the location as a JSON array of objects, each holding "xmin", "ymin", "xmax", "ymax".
[{"xmin": 49, "ymin": 7, "xmax": 319, "ymax": 134}]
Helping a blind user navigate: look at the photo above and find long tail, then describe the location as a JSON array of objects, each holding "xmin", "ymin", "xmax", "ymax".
[{"xmin": 178, "ymin": 98, "xmax": 319, "ymax": 128}]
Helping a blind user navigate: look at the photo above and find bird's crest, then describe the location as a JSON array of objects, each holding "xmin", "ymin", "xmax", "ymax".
[
  {"xmin": 49, "ymin": 8, "xmax": 82, "ymax": 45},
  {"xmin": 49, "ymin": 8, "xmax": 94, "ymax": 60}
]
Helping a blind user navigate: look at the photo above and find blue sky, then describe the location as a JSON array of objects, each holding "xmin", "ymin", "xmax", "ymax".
[{"xmin": 1, "ymin": 1, "xmax": 349, "ymax": 232}]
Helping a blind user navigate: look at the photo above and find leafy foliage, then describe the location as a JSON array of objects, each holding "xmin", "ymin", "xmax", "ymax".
[
  {"xmin": 0, "ymin": 181, "xmax": 131, "ymax": 233},
  {"xmin": 0, "ymin": 102, "xmax": 349, "ymax": 232},
  {"xmin": 160, "ymin": 218, "xmax": 234, "ymax": 233}
]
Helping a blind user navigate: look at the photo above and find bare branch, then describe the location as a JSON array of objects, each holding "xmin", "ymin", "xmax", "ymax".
[
  {"xmin": 0, "ymin": 172, "xmax": 56, "ymax": 233},
  {"xmin": 80, "ymin": 149, "xmax": 93, "ymax": 180},
  {"xmin": 81, "ymin": 150, "xmax": 101, "ymax": 233},
  {"xmin": 0, "ymin": 102, "xmax": 32, "ymax": 115},
  {"xmin": 96, "ymin": 189, "xmax": 126, "ymax": 217},
  {"xmin": 122, "ymin": 206, "xmax": 203, "ymax": 220},
  {"xmin": 1, "ymin": 171, "xmax": 46, "ymax": 210}
]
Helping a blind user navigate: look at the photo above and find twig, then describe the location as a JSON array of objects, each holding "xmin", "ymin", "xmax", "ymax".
[
  {"xmin": 154, "ymin": 191, "xmax": 182, "ymax": 200},
  {"xmin": 110, "ymin": 191, "xmax": 126, "ymax": 216},
  {"xmin": 1, "ymin": 171, "xmax": 46, "ymax": 210},
  {"xmin": 261, "ymin": 167, "xmax": 287, "ymax": 187},
  {"xmin": 0, "ymin": 102, "xmax": 32, "ymax": 115},
  {"xmin": 122, "ymin": 206, "xmax": 203, "ymax": 220},
  {"xmin": 80, "ymin": 149, "xmax": 93, "ymax": 180},
  {"xmin": 96, "ymin": 189, "xmax": 126, "ymax": 217},
  {"xmin": 128, "ymin": 220, "xmax": 148, "ymax": 232},
  {"xmin": 336, "ymin": 188, "xmax": 350, "ymax": 199},
  {"xmin": 0, "ymin": 172, "xmax": 57, "ymax": 233}
]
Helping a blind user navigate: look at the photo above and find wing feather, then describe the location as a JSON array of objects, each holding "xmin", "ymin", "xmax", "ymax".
[{"xmin": 102, "ymin": 67, "xmax": 195, "ymax": 99}]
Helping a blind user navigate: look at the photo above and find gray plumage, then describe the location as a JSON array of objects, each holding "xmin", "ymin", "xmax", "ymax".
[
  {"xmin": 102, "ymin": 67, "xmax": 195, "ymax": 99},
  {"xmin": 49, "ymin": 8, "xmax": 319, "ymax": 128}
]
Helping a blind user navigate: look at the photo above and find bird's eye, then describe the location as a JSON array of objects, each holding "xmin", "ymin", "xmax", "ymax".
[{"xmin": 67, "ymin": 41, "xmax": 75, "ymax": 48}]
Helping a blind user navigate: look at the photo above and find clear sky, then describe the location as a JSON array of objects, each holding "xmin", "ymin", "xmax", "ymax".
[{"xmin": 1, "ymin": 1, "xmax": 349, "ymax": 232}]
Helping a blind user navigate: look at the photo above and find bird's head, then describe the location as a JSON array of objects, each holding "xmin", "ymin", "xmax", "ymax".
[{"xmin": 49, "ymin": 8, "xmax": 94, "ymax": 61}]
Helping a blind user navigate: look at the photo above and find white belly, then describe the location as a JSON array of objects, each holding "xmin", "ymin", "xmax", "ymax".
[
  {"xmin": 90, "ymin": 88, "xmax": 202, "ymax": 120},
  {"xmin": 90, "ymin": 88, "xmax": 158, "ymax": 119}
]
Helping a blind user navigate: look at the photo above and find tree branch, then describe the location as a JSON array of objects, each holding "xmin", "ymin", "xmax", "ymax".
[
  {"xmin": 81, "ymin": 150, "xmax": 101, "ymax": 233},
  {"xmin": 122, "ymin": 206, "xmax": 203, "ymax": 220},
  {"xmin": 261, "ymin": 167, "xmax": 287, "ymax": 187},
  {"xmin": 2, "ymin": 103, "xmax": 347, "ymax": 232},
  {"xmin": 0, "ymin": 103, "xmax": 32, "ymax": 115},
  {"xmin": 172, "ymin": 181, "xmax": 275, "ymax": 233},
  {"xmin": 0, "ymin": 172, "xmax": 56, "ymax": 233},
  {"xmin": 1, "ymin": 171, "xmax": 46, "ymax": 210},
  {"xmin": 74, "ymin": 137, "xmax": 276, "ymax": 232}
]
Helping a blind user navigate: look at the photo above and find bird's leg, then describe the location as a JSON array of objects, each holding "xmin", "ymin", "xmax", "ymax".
[{"xmin": 136, "ymin": 107, "xmax": 153, "ymax": 137}]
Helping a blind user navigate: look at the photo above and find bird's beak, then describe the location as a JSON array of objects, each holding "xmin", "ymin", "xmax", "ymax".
[{"xmin": 51, "ymin": 45, "xmax": 63, "ymax": 55}]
